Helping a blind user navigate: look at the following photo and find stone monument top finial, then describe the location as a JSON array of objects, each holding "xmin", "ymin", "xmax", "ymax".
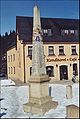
[
  {"xmin": 33, "ymin": 5, "xmax": 41, "ymax": 30},
  {"xmin": 34, "ymin": 0, "xmax": 38, "ymax": 7}
]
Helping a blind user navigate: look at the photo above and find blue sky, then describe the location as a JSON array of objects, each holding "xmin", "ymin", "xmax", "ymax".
[{"xmin": 1, "ymin": 0, "xmax": 79, "ymax": 35}]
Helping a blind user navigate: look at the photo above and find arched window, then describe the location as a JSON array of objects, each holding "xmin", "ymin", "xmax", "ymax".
[
  {"xmin": 46, "ymin": 66, "xmax": 54, "ymax": 77},
  {"xmin": 73, "ymin": 63, "xmax": 78, "ymax": 75}
]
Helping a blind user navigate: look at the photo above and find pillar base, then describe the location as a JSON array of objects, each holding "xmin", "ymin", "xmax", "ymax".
[
  {"xmin": 23, "ymin": 75, "xmax": 58, "ymax": 115},
  {"xmin": 23, "ymin": 97, "xmax": 58, "ymax": 115}
]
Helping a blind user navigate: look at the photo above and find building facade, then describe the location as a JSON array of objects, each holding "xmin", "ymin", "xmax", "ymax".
[{"xmin": 7, "ymin": 16, "xmax": 79, "ymax": 83}]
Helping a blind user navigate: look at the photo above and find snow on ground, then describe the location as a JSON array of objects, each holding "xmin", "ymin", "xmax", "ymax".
[
  {"xmin": 1, "ymin": 79, "xmax": 15, "ymax": 86},
  {"xmin": 0, "ymin": 80, "xmax": 79, "ymax": 118}
]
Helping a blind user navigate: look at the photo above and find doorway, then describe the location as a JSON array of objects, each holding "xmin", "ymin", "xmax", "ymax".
[
  {"xmin": 60, "ymin": 65, "xmax": 68, "ymax": 80},
  {"xmin": 46, "ymin": 66, "xmax": 54, "ymax": 77},
  {"xmin": 73, "ymin": 63, "xmax": 78, "ymax": 76}
]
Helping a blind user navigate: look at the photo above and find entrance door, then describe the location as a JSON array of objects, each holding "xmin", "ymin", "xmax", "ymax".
[
  {"xmin": 60, "ymin": 65, "xmax": 68, "ymax": 80},
  {"xmin": 46, "ymin": 66, "xmax": 54, "ymax": 77}
]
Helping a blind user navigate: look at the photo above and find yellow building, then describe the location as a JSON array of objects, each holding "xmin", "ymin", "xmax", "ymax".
[{"xmin": 7, "ymin": 16, "xmax": 79, "ymax": 83}]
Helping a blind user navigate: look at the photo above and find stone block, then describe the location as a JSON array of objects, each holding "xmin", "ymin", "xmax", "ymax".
[
  {"xmin": 23, "ymin": 100, "xmax": 58, "ymax": 115},
  {"xmin": 66, "ymin": 105, "xmax": 79, "ymax": 118},
  {"xmin": 23, "ymin": 75, "xmax": 58, "ymax": 115},
  {"xmin": 66, "ymin": 85, "xmax": 73, "ymax": 99}
]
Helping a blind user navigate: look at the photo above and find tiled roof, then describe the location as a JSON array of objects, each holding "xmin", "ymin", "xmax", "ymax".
[{"xmin": 16, "ymin": 16, "xmax": 79, "ymax": 43}]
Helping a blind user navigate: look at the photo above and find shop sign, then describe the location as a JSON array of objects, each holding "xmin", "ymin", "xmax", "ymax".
[{"xmin": 47, "ymin": 57, "xmax": 78, "ymax": 62}]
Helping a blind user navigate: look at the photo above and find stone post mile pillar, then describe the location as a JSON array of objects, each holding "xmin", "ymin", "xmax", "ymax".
[{"xmin": 23, "ymin": 5, "xmax": 58, "ymax": 115}]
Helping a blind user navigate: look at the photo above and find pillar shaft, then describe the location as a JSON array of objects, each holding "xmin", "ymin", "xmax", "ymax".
[{"xmin": 32, "ymin": 5, "xmax": 46, "ymax": 76}]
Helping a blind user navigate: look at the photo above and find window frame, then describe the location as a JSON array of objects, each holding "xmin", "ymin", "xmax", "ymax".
[
  {"xmin": 73, "ymin": 63, "xmax": 78, "ymax": 76},
  {"xmin": 70, "ymin": 30, "xmax": 75, "ymax": 34},
  {"xmin": 11, "ymin": 67, "xmax": 13, "ymax": 74},
  {"xmin": 28, "ymin": 46, "xmax": 32, "ymax": 56},
  {"xmin": 46, "ymin": 66, "xmax": 54, "ymax": 77},
  {"xmin": 59, "ymin": 46, "xmax": 65, "ymax": 55},
  {"xmin": 14, "ymin": 67, "xmax": 15, "ymax": 74},
  {"xmin": 30, "ymin": 67, "xmax": 32, "ymax": 76},
  {"xmin": 43, "ymin": 29, "xmax": 48, "ymax": 34},
  {"xmin": 48, "ymin": 29, "xmax": 52, "ymax": 36},
  {"xmin": 13, "ymin": 54, "xmax": 15, "ymax": 61},
  {"xmin": 42, "ymin": 29, "xmax": 52, "ymax": 36},
  {"xmin": 71, "ymin": 46, "xmax": 77, "ymax": 55},
  {"xmin": 8, "ymin": 67, "xmax": 10, "ymax": 74},
  {"xmin": 64, "ymin": 30, "xmax": 68, "ymax": 35},
  {"xmin": 75, "ymin": 30, "xmax": 78, "ymax": 36},
  {"xmin": 48, "ymin": 46, "xmax": 55, "ymax": 56},
  {"xmin": 11, "ymin": 55, "xmax": 12, "ymax": 62}
]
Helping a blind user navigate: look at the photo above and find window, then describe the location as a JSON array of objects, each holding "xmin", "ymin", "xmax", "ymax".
[
  {"xmin": 14, "ymin": 67, "xmax": 15, "ymax": 74},
  {"xmin": 75, "ymin": 30, "xmax": 78, "ymax": 36},
  {"xmin": 11, "ymin": 67, "xmax": 13, "ymax": 74},
  {"xmin": 70, "ymin": 30, "xmax": 74, "ymax": 34},
  {"xmin": 46, "ymin": 66, "xmax": 54, "ymax": 77},
  {"xmin": 30, "ymin": 67, "xmax": 32, "ymax": 75},
  {"xmin": 19, "ymin": 62, "xmax": 21, "ymax": 68},
  {"xmin": 65, "ymin": 30, "xmax": 68, "ymax": 34},
  {"xmin": 42, "ymin": 29, "xmax": 52, "ymax": 35},
  {"xmin": 59, "ymin": 46, "xmax": 65, "ymax": 55},
  {"xmin": 11, "ymin": 55, "xmax": 12, "ymax": 62},
  {"xmin": 61, "ymin": 30, "xmax": 65, "ymax": 35},
  {"xmin": 28, "ymin": 46, "xmax": 32, "ymax": 56},
  {"xmin": 48, "ymin": 29, "xmax": 52, "ymax": 36},
  {"xmin": 8, "ymin": 56, "xmax": 10, "ymax": 62},
  {"xmin": 73, "ymin": 63, "xmax": 78, "ymax": 75},
  {"xmin": 61, "ymin": 30, "xmax": 69, "ymax": 35},
  {"xmin": 43, "ymin": 29, "xmax": 48, "ymax": 34},
  {"xmin": 13, "ymin": 54, "xmax": 15, "ymax": 61},
  {"xmin": 71, "ymin": 46, "xmax": 77, "ymax": 55},
  {"xmin": 8, "ymin": 67, "xmax": 10, "ymax": 74},
  {"xmin": 48, "ymin": 46, "xmax": 54, "ymax": 56}
]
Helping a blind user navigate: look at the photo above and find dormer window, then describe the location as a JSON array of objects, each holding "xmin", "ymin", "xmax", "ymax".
[
  {"xmin": 61, "ymin": 29, "xmax": 69, "ymax": 35},
  {"xmin": 75, "ymin": 30, "xmax": 78, "ymax": 36},
  {"xmin": 65, "ymin": 30, "xmax": 68, "ymax": 34},
  {"xmin": 42, "ymin": 29, "xmax": 52, "ymax": 36},
  {"xmin": 48, "ymin": 46, "xmax": 55, "ymax": 56},
  {"xmin": 48, "ymin": 29, "xmax": 52, "ymax": 36},
  {"xmin": 71, "ymin": 46, "xmax": 77, "ymax": 55},
  {"xmin": 70, "ymin": 30, "xmax": 74, "ymax": 34},
  {"xmin": 61, "ymin": 29, "xmax": 78, "ymax": 36},
  {"xmin": 43, "ymin": 29, "xmax": 48, "ymax": 34}
]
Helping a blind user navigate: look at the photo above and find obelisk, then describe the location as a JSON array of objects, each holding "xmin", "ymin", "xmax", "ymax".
[
  {"xmin": 23, "ymin": 5, "xmax": 58, "ymax": 115},
  {"xmin": 32, "ymin": 5, "xmax": 46, "ymax": 76}
]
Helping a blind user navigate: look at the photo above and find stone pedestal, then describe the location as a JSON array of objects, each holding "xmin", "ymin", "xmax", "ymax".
[
  {"xmin": 66, "ymin": 85, "xmax": 73, "ymax": 99},
  {"xmin": 66, "ymin": 105, "xmax": 79, "ymax": 118},
  {"xmin": 23, "ymin": 75, "xmax": 58, "ymax": 115}
]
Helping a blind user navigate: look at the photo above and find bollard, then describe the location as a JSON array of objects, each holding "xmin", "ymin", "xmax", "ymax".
[
  {"xmin": 66, "ymin": 85, "xmax": 73, "ymax": 99},
  {"xmin": 49, "ymin": 86, "xmax": 51, "ymax": 96}
]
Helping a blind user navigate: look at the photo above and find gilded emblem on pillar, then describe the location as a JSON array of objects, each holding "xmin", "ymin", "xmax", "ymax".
[{"xmin": 33, "ymin": 28, "xmax": 42, "ymax": 42}]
